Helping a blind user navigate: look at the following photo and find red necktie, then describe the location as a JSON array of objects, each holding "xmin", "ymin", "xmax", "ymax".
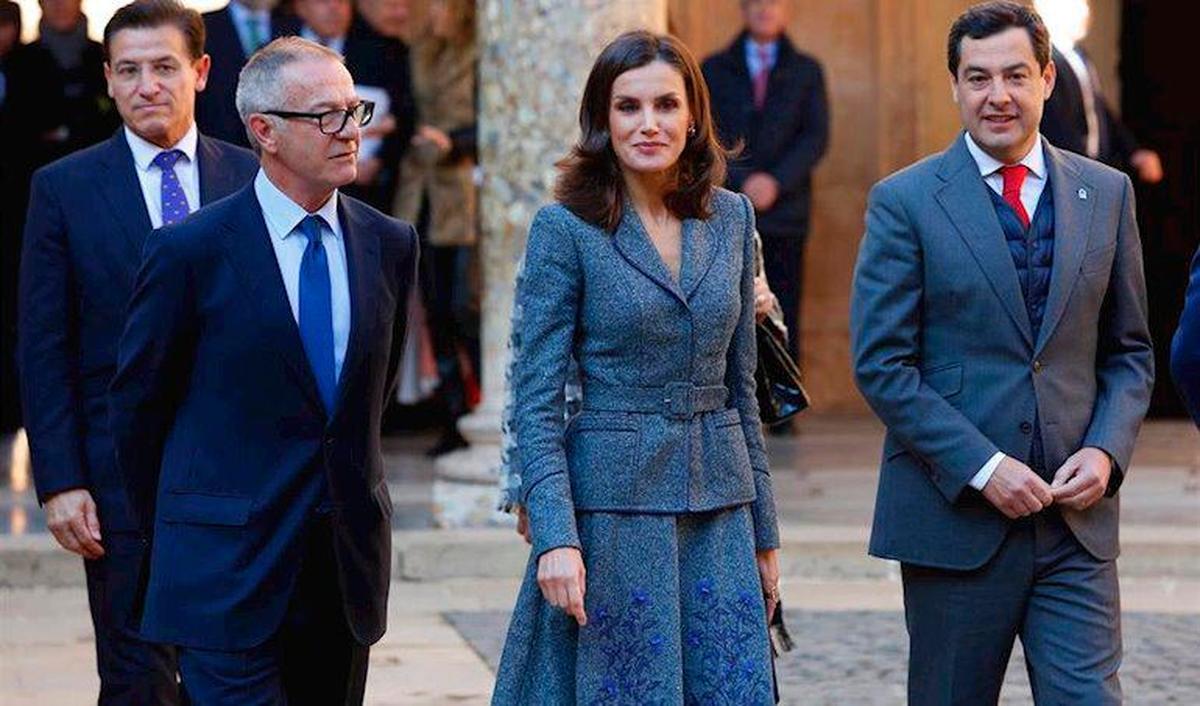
[
  {"xmin": 753, "ymin": 46, "xmax": 770, "ymax": 110},
  {"xmin": 1000, "ymin": 164, "xmax": 1030, "ymax": 229}
]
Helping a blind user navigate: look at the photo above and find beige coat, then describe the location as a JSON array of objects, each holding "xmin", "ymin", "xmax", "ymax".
[{"xmin": 393, "ymin": 41, "xmax": 477, "ymax": 247}]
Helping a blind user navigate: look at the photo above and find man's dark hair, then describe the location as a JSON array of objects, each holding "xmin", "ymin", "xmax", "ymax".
[
  {"xmin": 947, "ymin": 1, "xmax": 1050, "ymax": 76},
  {"xmin": 103, "ymin": 0, "xmax": 205, "ymax": 61},
  {"xmin": 0, "ymin": 0, "xmax": 22, "ymax": 34}
]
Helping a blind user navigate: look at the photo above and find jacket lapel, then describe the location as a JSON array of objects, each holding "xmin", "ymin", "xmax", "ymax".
[
  {"xmin": 934, "ymin": 135, "xmax": 1035, "ymax": 348},
  {"xmin": 96, "ymin": 131, "xmax": 153, "ymax": 261},
  {"xmin": 220, "ymin": 185, "xmax": 325, "ymax": 412},
  {"xmin": 1035, "ymin": 140, "xmax": 1096, "ymax": 354},
  {"xmin": 329, "ymin": 198, "xmax": 379, "ymax": 420},
  {"xmin": 680, "ymin": 218, "xmax": 719, "ymax": 302},
  {"xmin": 613, "ymin": 204, "xmax": 687, "ymax": 306},
  {"xmin": 196, "ymin": 136, "xmax": 244, "ymax": 206}
]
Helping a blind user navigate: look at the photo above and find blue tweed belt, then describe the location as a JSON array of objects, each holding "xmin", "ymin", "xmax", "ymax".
[{"xmin": 581, "ymin": 381, "xmax": 729, "ymax": 420}]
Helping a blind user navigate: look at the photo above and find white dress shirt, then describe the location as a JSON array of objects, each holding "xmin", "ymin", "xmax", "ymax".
[
  {"xmin": 125, "ymin": 123, "xmax": 201, "ymax": 230},
  {"xmin": 961, "ymin": 132, "xmax": 1049, "ymax": 490},
  {"xmin": 227, "ymin": 0, "xmax": 272, "ymax": 57},
  {"xmin": 253, "ymin": 169, "xmax": 351, "ymax": 382},
  {"xmin": 300, "ymin": 26, "xmax": 347, "ymax": 56}
]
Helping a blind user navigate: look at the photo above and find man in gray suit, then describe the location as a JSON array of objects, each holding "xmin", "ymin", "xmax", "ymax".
[{"xmin": 850, "ymin": 2, "xmax": 1153, "ymax": 704}]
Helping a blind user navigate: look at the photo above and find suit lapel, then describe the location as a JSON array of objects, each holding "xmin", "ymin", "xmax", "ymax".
[
  {"xmin": 329, "ymin": 198, "xmax": 379, "ymax": 419},
  {"xmin": 96, "ymin": 131, "xmax": 154, "ymax": 261},
  {"xmin": 680, "ymin": 218, "xmax": 719, "ymax": 302},
  {"xmin": 934, "ymin": 135, "xmax": 1034, "ymax": 348},
  {"xmin": 196, "ymin": 136, "xmax": 242, "ymax": 206},
  {"xmin": 613, "ymin": 204, "xmax": 687, "ymax": 306},
  {"xmin": 220, "ymin": 185, "xmax": 325, "ymax": 412},
  {"xmin": 1035, "ymin": 140, "xmax": 1096, "ymax": 354}
]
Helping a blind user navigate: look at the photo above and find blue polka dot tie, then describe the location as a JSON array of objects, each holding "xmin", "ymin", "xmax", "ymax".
[
  {"xmin": 152, "ymin": 150, "xmax": 190, "ymax": 226},
  {"xmin": 298, "ymin": 215, "xmax": 336, "ymax": 413}
]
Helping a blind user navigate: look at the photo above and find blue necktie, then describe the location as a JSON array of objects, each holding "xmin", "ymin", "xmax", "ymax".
[
  {"xmin": 152, "ymin": 150, "xmax": 190, "ymax": 226},
  {"xmin": 298, "ymin": 215, "xmax": 336, "ymax": 412}
]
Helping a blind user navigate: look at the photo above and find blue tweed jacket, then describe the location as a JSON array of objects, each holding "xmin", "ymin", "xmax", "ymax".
[{"xmin": 513, "ymin": 188, "xmax": 779, "ymax": 559}]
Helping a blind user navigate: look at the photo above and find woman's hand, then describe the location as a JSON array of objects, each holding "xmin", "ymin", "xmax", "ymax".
[
  {"xmin": 756, "ymin": 548, "xmax": 780, "ymax": 623},
  {"xmin": 753, "ymin": 275, "xmax": 777, "ymax": 323},
  {"xmin": 537, "ymin": 546, "xmax": 588, "ymax": 626},
  {"xmin": 515, "ymin": 505, "xmax": 532, "ymax": 544}
]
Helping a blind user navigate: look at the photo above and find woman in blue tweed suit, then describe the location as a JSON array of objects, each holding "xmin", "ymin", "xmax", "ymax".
[{"xmin": 492, "ymin": 31, "xmax": 781, "ymax": 705}]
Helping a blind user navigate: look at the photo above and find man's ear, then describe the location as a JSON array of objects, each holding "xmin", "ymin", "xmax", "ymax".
[
  {"xmin": 104, "ymin": 62, "xmax": 116, "ymax": 99},
  {"xmin": 949, "ymin": 74, "xmax": 960, "ymax": 105},
  {"xmin": 193, "ymin": 54, "xmax": 212, "ymax": 93},
  {"xmin": 1042, "ymin": 58, "xmax": 1057, "ymax": 100},
  {"xmin": 248, "ymin": 114, "xmax": 277, "ymax": 154}
]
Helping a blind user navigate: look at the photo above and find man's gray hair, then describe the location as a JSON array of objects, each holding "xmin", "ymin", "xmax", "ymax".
[{"xmin": 234, "ymin": 36, "xmax": 344, "ymax": 150}]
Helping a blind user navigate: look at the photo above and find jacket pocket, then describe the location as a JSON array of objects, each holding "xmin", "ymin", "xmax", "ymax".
[
  {"xmin": 922, "ymin": 363, "xmax": 963, "ymax": 398},
  {"xmin": 158, "ymin": 491, "xmax": 252, "ymax": 526},
  {"xmin": 565, "ymin": 412, "xmax": 639, "ymax": 509}
]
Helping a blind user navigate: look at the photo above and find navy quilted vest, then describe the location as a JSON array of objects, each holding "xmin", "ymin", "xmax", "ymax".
[{"xmin": 989, "ymin": 183, "xmax": 1055, "ymax": 340}]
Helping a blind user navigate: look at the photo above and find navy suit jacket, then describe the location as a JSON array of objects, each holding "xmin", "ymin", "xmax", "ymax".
[
  {"xmin": 1172, "ymin": 247, "xmax": 1200, "ymax": 425},
  {"xmin": 1041, "ymin": 46, "xmax": 1139, "ymax": 171},
  {"xmin": 110, "ymin": 183, "xmax": 417, "ymax": 650},
  {"xmin": 702, "ymin": 32, "xmax": 829, "ymax": 239},
  {"xmin": 18, "ymin": 129, "xmax": 257, "ymax": 532},
  {"xmin": 196, "ymin": 6, "xmax": 299, "ymax": 147}
]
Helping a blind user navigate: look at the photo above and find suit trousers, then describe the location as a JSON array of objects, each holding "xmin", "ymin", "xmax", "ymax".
[
  {"xmin": 760, "ymin": 233, "xmax": 806, "ymax": 360},
  {"xmin": 901, "ymin": 508, "xmax": 1121, "ymax": 705},
  {"xmin": 177, "ymin": 517, "xmax": 370, "ymax": 706},
  {"xmin": 85, "ymin": 531, "xmax": 185, "ymax": 704}
]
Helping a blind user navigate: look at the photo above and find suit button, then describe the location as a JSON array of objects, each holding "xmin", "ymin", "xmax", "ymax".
[
  {"xmin": 1032, "ymin": 360, "xmax": 1043, "ymax": 374},
  {"xmin": 324, "ymin": 438, "xmax": 335, "ymax": 449},
  {"xmin": 1020, "ymin": 421, "xmax": 1033, "ymax": 434}
]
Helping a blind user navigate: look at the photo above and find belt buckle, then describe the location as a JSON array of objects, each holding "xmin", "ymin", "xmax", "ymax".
[{"xmin": 664, "ymin": 381, "xmax": 693, "ymax": 420}]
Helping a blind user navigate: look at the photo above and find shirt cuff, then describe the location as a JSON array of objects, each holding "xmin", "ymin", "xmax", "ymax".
[{"xmin": 969, "ymin": 452, "xmax": 1006, "ymax": 491}]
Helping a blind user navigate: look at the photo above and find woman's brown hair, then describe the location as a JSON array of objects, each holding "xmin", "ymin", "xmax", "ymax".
[{"xmin": 555, "ymin": 30, "xmax": 729, "ymax": 231}]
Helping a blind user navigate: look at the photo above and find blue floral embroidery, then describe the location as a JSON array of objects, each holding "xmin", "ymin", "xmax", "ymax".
[
  {"xmin": 683, "ymin": 578, "xmax": 772, "ymax": 706},
  {"xmin": 588, "ymin": 588, "xmax": 671, "ymax": 706}
]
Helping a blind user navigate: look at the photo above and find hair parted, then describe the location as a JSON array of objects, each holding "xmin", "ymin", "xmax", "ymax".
[
  {"xmin": 947, "ymin": 1, "xmax": 1050, "ymax": 76},
  {"xmin": 103, "ymin": 0, "xmax": 205, "ymax": 61},
  {"xmin": 554, "ymin": 30, "xmax": 729, "ymax": 232},
  {"xmin": 235, "ymin": 36, "xmax": 344, "ymax": 151}
]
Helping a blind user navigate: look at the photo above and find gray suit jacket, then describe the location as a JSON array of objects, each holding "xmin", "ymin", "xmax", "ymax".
[
  {"xmin": 851, "ymin": 134, "xmax": 1153, "ymax": 570},
  {"xmin": 514, "ymin": 189, "xmax": 779, "ymax": 559}
]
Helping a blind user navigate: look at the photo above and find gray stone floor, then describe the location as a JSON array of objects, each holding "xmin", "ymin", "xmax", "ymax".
[{"xmin": 447, "ymin": 609, "xmax": 1200, "ymax": 705}]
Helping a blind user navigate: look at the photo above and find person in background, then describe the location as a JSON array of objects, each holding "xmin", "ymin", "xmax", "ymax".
[
  {"xmin": 19, "ymin": 1, "xmax": 258, "ymax": 701},
  {"xmin": 393, "ymin": 0, "xmax": 476, "ymax": 457},
  {"xmin": 1035, "ymin": 0, "xmax": 1162, "ymax": 183},
  {"xmin": 702, "ymin": 0, "xmax": 828, "ymax": 409},
  {"xmin": 197, "ymin": 0, "xmax": 299, "ymax": 146},
  {"xmin": 1173, "ymin": 246, "xmax": 1200, "ymax": 426},
  {"xmin": 1, "ymin": 0, "xmax": 63, "ymax": 434}
]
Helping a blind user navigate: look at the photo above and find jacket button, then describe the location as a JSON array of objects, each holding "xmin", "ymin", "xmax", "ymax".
[
  {"xmin": 1032, "ymin": 360, "xmax": 1043, "ymax": 373},
  {"xmin": 324, "ymin": 438, "xmax": 335, "ymax": 448},
  {"xmin": 1020, "ymin": 421, "xmax": 1033, "ymax": 434}
]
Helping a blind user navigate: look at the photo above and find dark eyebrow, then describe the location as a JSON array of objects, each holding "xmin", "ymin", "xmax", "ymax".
[
  {"xmin": 964, "ymin": 61, "xmax": 1034, "ymax": 75},
  {"xmin": 612, "ymin": 92, "xmax": 682, "ymax": 101}
]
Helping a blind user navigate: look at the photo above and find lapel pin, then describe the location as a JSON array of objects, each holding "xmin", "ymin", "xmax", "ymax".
[{"xmin": 1077, "ymin": 187, "xmax": 1088, "ymax": 200}]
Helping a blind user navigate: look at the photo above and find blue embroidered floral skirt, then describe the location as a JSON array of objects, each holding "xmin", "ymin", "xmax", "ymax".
[{"xmin": 491, "ymin": 505, "xmax": 775, "ymax": 705}]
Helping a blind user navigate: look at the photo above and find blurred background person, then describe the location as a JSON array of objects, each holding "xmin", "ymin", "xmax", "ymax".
[
  {"xmin": 1035, "ymin": 0, "xmax": 1161, "ymax": 183},
  {"xmin": 393, "ymin": 0, "xmax": 476, "ymax": 457},
  {"xmin": 1174, "ymin": 246, "xmax": 1200, "ymax": 427},
  {"xmin": 295, "ymin": 0, "xmax": 415, "ymax": 210},
  {"xmin": 197, "ymin": 0, "xmax": 299, "ymax": 146},
  {"xmin": 702, "ymin": 0, "xmax": 827, "ymax": 434},
  {"xmin": 1, "ymin": 0, "xmax": 63, "ymax": 434}
]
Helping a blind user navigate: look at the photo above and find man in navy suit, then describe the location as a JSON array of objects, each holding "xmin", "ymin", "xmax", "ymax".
[
  {"xmin": 111, "ymin": 36, "xmax": 417, "ymax": 704},
  {"xmin": 702, "ymin": 0, "xmax": 828, "ymax": 366},
  {"xmin": 196, "ymin": 0, "xmax": 298, "ymax": 146},
  {"xmin": 1173, "ymin": 247, "xmax": 1200, "ymax": 426},
  {"xmin": 18, "ymin": 1, "xmax": 257, "ymax": 702}
]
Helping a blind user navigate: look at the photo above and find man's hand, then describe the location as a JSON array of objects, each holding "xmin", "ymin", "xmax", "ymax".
[
  {"xmin": 1130, "ymin": 149, "xmax": 1163, "ymax": 184},
  {"xmin": 414, "ymin": 124, "xmax": 453, "ymax": 155},
  {"xmin": 753, "ymin": 275, "xmax": 778, "ymax": 323},
  {"xmin": 742, "ymin": 172, "xmax": 780, "ymax": 212},
  {"xmin": 1050, "ymin": 447, "xmax": 1112, "ymax": 511},
  {"xmin": 515, "ymin": 505, "xmax": 532, "ymax": 544},
  {"xmin": 44, "ymin": 489, "xmax": 105, "ymax": 560},
  {"xmin": 538, "ymin": 546, "xmax": 587, "ymax": 626},
  {"xmin": 981, "ymin": 456, "xmax": 1054, "ymax": 519},
  {"xmin": 756, "ymin": 548, "xmax": 780, "ymax": 623}
]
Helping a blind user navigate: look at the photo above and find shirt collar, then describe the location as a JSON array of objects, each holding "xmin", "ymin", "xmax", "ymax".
[
  {"xmin": 963, "ymin": 131, "xmax": 1047, "ymax": 181},
  {"xmin": 228, "ymin": 0, "xmax": 269, "ymax": 25},
  {"xmin": 300, "ymin": 26, "xmax": 346, "ymax": 55},
  {"xmin": 745, "ymin": 37, "xmax": 779, "ymax": 63},
  {"xmin": 253, "ymin": 169, "xmax": 342, "ymax": 241},
  {"xmin": 125, "ymin": 122, "xmax": 199, "ymax": 173}
]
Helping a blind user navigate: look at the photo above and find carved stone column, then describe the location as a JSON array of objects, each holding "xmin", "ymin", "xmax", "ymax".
[{"xmin": 432, "ymin": 0, "xmax": 668, "ymax": 526}]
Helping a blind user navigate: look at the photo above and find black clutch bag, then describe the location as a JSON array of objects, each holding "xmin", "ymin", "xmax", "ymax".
[{"xmin": 755, "ymin": 317, "xmax": 811, "ymax": 425}]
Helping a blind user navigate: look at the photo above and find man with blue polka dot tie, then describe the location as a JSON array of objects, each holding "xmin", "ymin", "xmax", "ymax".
[{"xmin": 18, "ymin": 2, "xmax": 258, "ymax": 702}]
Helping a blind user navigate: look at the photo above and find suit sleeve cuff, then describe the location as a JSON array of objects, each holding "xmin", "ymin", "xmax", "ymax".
[
  {"xmin": 525, "ymin": 473, "xmax": 580, "ymax": 559},
  {"xmin": 968, "ymin": 452, "xmax": 1006, "ymax": 491},
  {"xmin": 751, "ymin": 471, "xmax": 780, "ymax": 550}
]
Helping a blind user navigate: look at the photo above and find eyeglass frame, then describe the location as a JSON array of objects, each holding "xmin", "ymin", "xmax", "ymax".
[{"xmin": 260, "ymin": 100, "xmax": 375, "ymax": 135}]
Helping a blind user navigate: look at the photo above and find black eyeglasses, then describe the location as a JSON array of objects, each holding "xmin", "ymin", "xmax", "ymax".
[{"xmin": 262, "ymin": 101, "xmax": 375, "ymax": 135}]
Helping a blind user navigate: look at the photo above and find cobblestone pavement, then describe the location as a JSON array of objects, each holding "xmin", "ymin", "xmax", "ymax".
[{"xmin": 446, "ymin": 609, "xmax": 1200, "ymax": 705}]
